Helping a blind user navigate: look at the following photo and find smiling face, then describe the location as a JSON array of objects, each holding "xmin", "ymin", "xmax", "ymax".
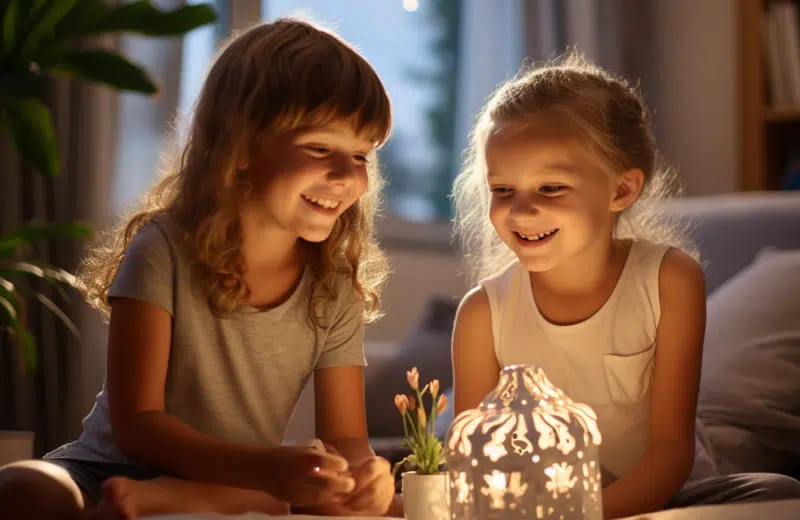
[
  {"xmin": 244, "ymin": 120, "xmax": 376, "ymax": 243},
  {"xmin": 485, "ymin": 121, "xmax": 637, "ymax": 273}
]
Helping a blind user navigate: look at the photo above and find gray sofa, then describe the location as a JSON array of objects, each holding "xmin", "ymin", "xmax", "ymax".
[{"xmin": 365, "ymin": 191, "xmax": 800, "ymax": 480}]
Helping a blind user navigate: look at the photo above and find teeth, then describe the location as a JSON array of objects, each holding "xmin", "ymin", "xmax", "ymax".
[
  {"xmin": 303, "ymin": 194, "xmax": 340, "ymax": 209},
  {"xmin": 519, "ymin": 229, "xmax": 557, "ymax": 241}
]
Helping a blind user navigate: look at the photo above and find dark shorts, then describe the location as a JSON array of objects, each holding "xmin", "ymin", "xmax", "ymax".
[{"xmin": 44, "ymin": 458, "xmax": 164, "ymax": 505}]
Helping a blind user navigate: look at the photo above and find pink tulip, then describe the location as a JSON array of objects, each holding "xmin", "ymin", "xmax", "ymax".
[
  {"xmin": 406, "ymin": 367, "xmax": 419, "ymax": 390},
  {"xmin": 394, "ymin": 394, "xmax": 409, "ymax": 414}
]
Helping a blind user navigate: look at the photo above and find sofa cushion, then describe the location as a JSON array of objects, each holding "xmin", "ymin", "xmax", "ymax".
[
  {"xmin": 364, "ymin": 297, "xmax": 458, "ymax": 438},
  {"xmin": 660, "ymin": 192, "xmax": 800, "ymax": 294},
  {"xmin": 694, "ymin": 248, "xmax": 800, "ymax": 479}
]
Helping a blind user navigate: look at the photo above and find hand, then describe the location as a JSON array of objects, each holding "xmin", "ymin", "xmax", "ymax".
[
  {"xmin": 261, "ymin": 446, "xmax": 356, "ymax": 507},
  {"xmin": 325, "ymin": 456, "xmax": 395, "ymax": 517}
]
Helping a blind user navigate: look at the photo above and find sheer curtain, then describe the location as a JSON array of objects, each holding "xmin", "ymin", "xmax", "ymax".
[{"xmin": 522, "ymin": 0, "xmax": 660, "ymax": 117}]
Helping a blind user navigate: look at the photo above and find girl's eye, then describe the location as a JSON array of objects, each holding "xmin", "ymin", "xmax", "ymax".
[
  {"xmin": 540, "ymin": 185, "xmax": 565, "ymax": 193},
  {"xmin": 306, "ymin": 145, "xmax": 330, "ymax": 155},
  {"xmin": 354, "ymin": 154, "xmax": 369, "ymax": 164},
  {"xmin": 491, "ymin": 187, "xmax": 513, "ymax": 196}
]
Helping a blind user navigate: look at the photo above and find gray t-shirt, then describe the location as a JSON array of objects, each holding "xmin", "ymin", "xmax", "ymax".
[{"xmin": 45, "ymin": 214, "xmax": 366, "ymax": 465}]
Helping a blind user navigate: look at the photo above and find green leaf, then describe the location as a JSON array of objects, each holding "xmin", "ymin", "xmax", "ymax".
[
  {"xmin": 0, "ymin": 70, "xmax": 46, "ymax": 102},
  {"xmin": 83, "ymin": 2, "xmax": 217, "ymax": 37},
  {"xmin": 0, "ymin": 276, "xmax": 21, "ymax": 320},
  {"xmin": 1, "ymin": 0, "xmax": 18, "ymax": 54},
  {"xmin": 0, "ymin": 221, "xmax": 92, "ymax": 255},
  {"xmin": 0, "ymin": 276, "xmax": 36, "ymax": 371},
  {"xmin": 18, "ymin": 0, "xmax": 82, "ymax": 57},
  {"xmin": 51, "ymin": 0, "xmax": 110, "ymax": 41},
  {"xmin": 22, "ymin": 288, "xmax": 80, "ymax": 339},
  {"xmin": 4, "ymin": 97, "xmax": 59, "ymax": 175},
  {"xmin": 0, "ymin": 260, "xmax": 79, "ymax": 287},
  {"xmin": 47, "ymin": 49, "xmax": 157, "ymax": 95}
]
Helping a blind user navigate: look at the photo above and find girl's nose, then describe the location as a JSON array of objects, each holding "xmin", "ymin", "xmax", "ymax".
[
  {"xmin": 327, "ymin": 153, "xmax": 358, "ymax": 185},
  {"xmin": 510, "ymin": 192, "xmax": 542, "ymax": 217}
]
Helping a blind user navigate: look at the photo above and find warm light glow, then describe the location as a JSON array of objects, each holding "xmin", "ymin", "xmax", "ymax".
[
  {"xmin": 403, "ymin": 0, "xmax": 419, "ymax": 12},
  {"xmin": 445, "ymin": 365, "xmax": 604, "ymax": 519}
]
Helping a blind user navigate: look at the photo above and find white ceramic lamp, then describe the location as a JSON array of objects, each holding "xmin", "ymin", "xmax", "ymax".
[{"xmin": 444, "ymin": 365, "xmax": 603, "ymax": 519}]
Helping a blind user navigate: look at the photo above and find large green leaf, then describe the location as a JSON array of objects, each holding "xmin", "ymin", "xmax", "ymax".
[
  {"xmin": 18, "ymin": 0, "xmax": 81, "ymax": 58},
  {"xmin": 1, "ymin": 0, "xmax": 18, "ymax": 54},
  {"xmin": 0, "ymin": 276, "xmax": 36, "ymax": 370},
  {"xmin": 0, "ymin": 221, "xmax": 92, "ymax": 256},
  {"xmin": 47, "ymin": 49, "xmax": 157, "ymax": 95},
  {"xmin": 3, "ymin": 97, "xmax": 59, "ymax": 176},
  {"xmin": 84, "ymin": 2, "xmax": 217, "ymax": 37},
  {"xmin": 50, "ymin": 0, "xmax": 110, "ymax": 41}
]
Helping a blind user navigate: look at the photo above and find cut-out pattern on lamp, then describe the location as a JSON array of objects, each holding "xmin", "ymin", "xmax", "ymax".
[{"xmin": 444, "ymin": 365, "xmax": 603, "ymax": 519}]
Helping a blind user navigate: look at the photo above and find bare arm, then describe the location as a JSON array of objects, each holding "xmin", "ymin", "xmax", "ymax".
[
  {"xmin": 295, "ymin": 365, "xmax": 395, "ymax": 517},
  {"xmin": 452, "ymin": 287, "xmax": 502, "ymax": 415},
  {"xmin": 601, "ymin": 249, "xmax": 706, "ymax": 518},
  {"xmin": 107, "ymin": 297, "xmax": 349, "ymax": 502},
  {"xmin": 314, "ymin": 365, "xmax": 374, "ymax": 464}
]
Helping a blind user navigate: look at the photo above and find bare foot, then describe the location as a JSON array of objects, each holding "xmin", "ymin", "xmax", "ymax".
[{"xmin": 88, "ymin": 477, "xmax": 138, "ymax": 520}]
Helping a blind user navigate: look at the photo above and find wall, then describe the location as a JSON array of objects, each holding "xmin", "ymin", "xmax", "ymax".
[{"xmin": 651, "ymin": 0, "xmax": 739, "ymax": 196}]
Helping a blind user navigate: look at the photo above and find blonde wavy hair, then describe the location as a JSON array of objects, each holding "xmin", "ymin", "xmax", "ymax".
[
  {"xmin": 453, "ymin": 52, "xmax": 694, "ymax": 284},
  {"xmin": 80, "ymin": 18, "xmax": 392, "ymax": 326}
]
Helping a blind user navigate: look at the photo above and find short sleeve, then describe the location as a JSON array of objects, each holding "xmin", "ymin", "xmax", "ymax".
[
  {"xmin": 314, "ymin": 288, "xmax": 367, "ymax": 370},
  {"xmin": 107, "ymin": 219, "xmax": 175, "ymax": 315}
]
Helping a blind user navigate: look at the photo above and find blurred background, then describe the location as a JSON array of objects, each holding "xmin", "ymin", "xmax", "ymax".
[{"xmin": 1, "ymin": 0, "xmax": 799, "ymax": 458}]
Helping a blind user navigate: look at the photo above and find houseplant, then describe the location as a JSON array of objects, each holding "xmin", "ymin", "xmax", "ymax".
[
  {"xmin": 393, "ymin": 367, "xmax": 450, "ymax": 520},
  {"xmin": 0, "ymin": 0, "xmax": 217, "ymax": 373}
]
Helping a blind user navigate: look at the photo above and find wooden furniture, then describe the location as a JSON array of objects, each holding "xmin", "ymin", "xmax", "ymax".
[{"xmin": 739, "ymin": 0, "xmax": 800, "ymax": 190}]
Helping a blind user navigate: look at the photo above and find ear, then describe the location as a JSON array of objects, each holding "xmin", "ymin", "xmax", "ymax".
[{"xmin": 609, "ymin": 168, "xmax": 645, "ymax": 213}]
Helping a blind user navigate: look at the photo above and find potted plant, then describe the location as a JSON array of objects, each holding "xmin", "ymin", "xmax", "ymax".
[
  {"xmin": 0, "ymin": 0, "xmax": 216, "ymax": 460},
  {"xmin": 393, "ymin": 367, "xmax": 450, "ymax": 520},
  {"xmin": 0, "ymin": 1, "xmax": 216, "ymax": 372}
]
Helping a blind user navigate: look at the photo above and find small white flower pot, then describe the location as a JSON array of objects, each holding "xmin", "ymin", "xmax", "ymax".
[{"xmin": 402, "ymin": 471, "xmax": 449, "ymax": 520}]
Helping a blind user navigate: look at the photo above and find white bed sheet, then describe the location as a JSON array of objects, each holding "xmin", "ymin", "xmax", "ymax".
[{"xmin": 144, "ymin": 499, "xmax": 800, "ymax": 520}]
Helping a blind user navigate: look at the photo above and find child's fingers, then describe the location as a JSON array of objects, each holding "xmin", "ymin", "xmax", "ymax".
[
  {"xmin": 309, "ymin": 449, "xmax": 349, "ymax": 474},
  {"xmin": 343, "ymin": 474, "xmax": 394, "ymax": 512},
  {"xmin": 310, "ymin": 467, "xmax": 356, "ymax": 495},
  {"xmin": 350, "ymin": 457, "xmax": 391, "ymax": 493}
]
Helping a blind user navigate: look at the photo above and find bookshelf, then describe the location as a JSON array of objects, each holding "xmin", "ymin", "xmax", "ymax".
[{"xmin": 739, "ymin": 0, "xmax": 800, "ymax": 190}]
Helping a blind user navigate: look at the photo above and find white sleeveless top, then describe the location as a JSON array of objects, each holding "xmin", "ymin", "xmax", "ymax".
[{"xmin": 481, "ymin": 240, "xmax": 670, "ymax": 481}]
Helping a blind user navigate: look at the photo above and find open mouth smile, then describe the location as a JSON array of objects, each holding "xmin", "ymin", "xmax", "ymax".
[
  {"xmin": 302, "ymin": 194, "xmax": 341, "ymax": 211},
  {"xmin": 515, "ymin": 228, "xmax": 559, "ymax": 245}
]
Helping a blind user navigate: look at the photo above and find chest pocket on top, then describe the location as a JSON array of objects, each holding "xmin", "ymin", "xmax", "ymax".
[{"xmin": 603, "ymin": 346, "xmax": 655, "ymax": 404}]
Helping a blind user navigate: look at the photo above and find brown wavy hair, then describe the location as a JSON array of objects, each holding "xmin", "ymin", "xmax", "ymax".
[
  {"xmin": 453, "ymin": 51, "xmax": 695, "ymax": 284},
  {"xmin": 80, "ymin": 18, "xmax": 392, "ymax": 326}
]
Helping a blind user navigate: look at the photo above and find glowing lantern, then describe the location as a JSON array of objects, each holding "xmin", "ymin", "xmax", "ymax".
[{"xmin": 444, "ymin": 365, "xmax": 603, "ymax": 519}]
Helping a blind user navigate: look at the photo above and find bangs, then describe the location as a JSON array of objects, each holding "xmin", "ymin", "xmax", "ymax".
[{"xmin": 267, "ymin": 33, "xmax": 392, "ymax": 145}]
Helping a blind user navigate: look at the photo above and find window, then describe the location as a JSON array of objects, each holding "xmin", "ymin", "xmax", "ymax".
[
  {"xmin": 262, "ymin": 0, "xmax": 526, "ymax": 223},
  {"xmin": 114, "ymin": 1, "xmax": 526, "ymax": 226},
  {"xmin": 112, "ymin": 0, "xmax": 229, "ymax": 214}
]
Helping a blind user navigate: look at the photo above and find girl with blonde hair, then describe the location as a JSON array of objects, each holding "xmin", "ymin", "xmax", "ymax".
[
  {"xmin": 0, "ymin": 18, "xmax": 397, "ymax": 520},
  {"xmin": 450, "ymin": 52, "xmax": 800, "ymax": 518}
]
